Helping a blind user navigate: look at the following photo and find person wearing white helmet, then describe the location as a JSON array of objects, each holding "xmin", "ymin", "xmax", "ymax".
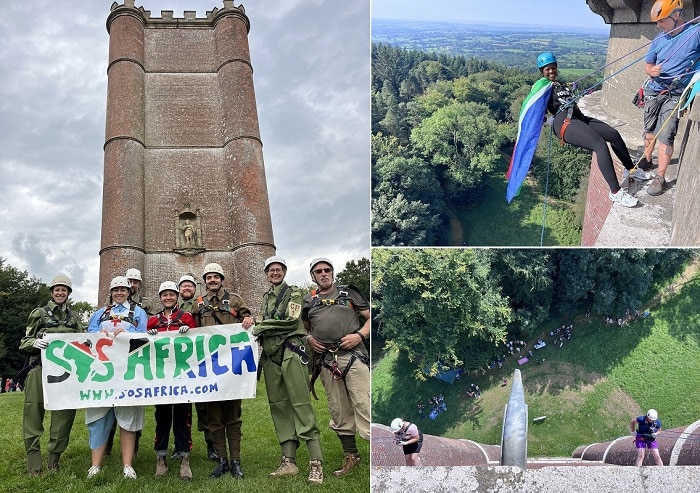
[
  {"xmin": 176, "ymin": 273, "xmax": 216, "ymax": 460},
  {"xmin": 302, "ymin": 257, "xmax": 370, "ymax": 478},
  {"xmin": 146, "ymin": 281, "xmax": 197, "ymax": 480},
  {"xmin": 193, "ymin": 262, "xmax": 254, "ymax": 480},
  {"xmin": 391, "ymin": 418, "xmax": 423, "ymax": 466},
  {"xmin": 631, "ymin": 409, "xmax": 664, "ymax": 466},
  {"xmin": 19, "ymin": 274, "xmax": 82, "ymax": 475},
  {"xmin": 125, "ymin": 268, "xmax": 155, "ymax": 315},
  {"xmin": 253, "ymin": 255, "xmax": 324, "ymax": 484},
  {"xmin": 85, "ymin": 276, "xmax": 148, "ymax": 480}
]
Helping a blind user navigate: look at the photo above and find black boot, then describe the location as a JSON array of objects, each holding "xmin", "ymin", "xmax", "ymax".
[
  {"xmin": 206, "ymin": 440, "xmax": 219, "ymax": 461},
  {"xmin": 230, "ymin": 459, "xmax": 244, "ymax": 479},
  {"xmin": 209, "ymin": 458, "xmax": 229, "ymax": 478},
  {"xmin": 134, "ymin": 430, "xmax": 142, "ymax": 459}
]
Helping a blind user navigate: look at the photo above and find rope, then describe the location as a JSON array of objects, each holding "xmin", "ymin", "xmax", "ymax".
[{"xmin": 540, "ymin": 125, "xmax": 553, "ymax": 247}]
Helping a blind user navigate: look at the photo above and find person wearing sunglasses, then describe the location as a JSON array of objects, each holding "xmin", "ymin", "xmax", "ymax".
[{"xmin": 302, "ymin": 257, "xmax": 370, "ymax": 478}]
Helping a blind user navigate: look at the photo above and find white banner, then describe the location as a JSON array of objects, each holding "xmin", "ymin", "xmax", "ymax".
[{"xmin": 40, "ymin": 324, "xmax": 258, "ymax": 410}]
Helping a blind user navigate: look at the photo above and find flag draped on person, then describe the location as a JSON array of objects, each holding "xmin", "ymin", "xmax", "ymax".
[{"xmin": 506, "ymin": 78, "xmax": 552, "ymax": 203}]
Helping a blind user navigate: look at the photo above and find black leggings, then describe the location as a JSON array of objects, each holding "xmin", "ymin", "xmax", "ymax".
[{"xmin": 554, "ymin": 112, "xmax": 634, "ymax": 193}]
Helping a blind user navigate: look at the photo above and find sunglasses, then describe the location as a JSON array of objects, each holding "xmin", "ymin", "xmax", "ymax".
[{"xmin": 313, "ymin": 268, "xmax": 332, "ymax": 274}]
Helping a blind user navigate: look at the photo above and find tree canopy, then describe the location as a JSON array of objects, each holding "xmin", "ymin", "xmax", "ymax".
[{"xmin": 372, "ymin": 249, "xmax": 696, "ymax": 378}]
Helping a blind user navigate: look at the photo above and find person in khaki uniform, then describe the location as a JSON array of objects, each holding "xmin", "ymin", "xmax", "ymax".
[
  {"xmin": 254, "ymin": 256, "xmax": 324, "ymax": 485},
  {"xmin": 302, "ymin": 257, "xmax": 370, "ymax": 478},
  {"xmin": 192, "ymin": 262, "xmax": 254, "ymax": 480},
  {"xmin": 19, "ymin": 274, "xmax": 83, "ymax": 475},
  {"xmin": 178, "ymin": 273, "xmax": 218, "ymax": 461}
]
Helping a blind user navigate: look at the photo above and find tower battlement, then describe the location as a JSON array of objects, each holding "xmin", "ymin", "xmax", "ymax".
[{"xmin": 109, "ymin": 1, "xmax": 247, "ymax": 29}]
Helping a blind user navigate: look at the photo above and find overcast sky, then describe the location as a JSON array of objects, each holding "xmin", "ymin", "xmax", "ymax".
[
  {"xmin": 371, "ymin": 0, "xmax": 608, "ymax": 30},
  {"xmin": 0, "ymin": 0, "xmax": 370, "ymax": 303}
]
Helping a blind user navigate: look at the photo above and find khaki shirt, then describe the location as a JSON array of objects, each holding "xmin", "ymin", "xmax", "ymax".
[
  {"xmin": 193, "ymin": 288, "xmax": 252, "ymax": 327},
  {"xmin": 302, "ymin": 285, "xmax": 368, "ymax": 347}
]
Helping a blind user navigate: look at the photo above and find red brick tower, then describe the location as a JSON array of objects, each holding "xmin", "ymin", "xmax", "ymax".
[{"xmin": 98, "ymin": 0, "xmax": 275, "ymax": 306}]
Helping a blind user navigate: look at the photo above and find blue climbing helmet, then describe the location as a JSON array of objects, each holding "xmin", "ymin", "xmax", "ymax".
[{"xmin": 537, "ymin": 52, "xmax": 557, "ymax": 69}]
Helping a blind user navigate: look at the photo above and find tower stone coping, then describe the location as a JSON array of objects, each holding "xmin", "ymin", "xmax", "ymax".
[
  {"xmin": 99, "ymin": 244, "xmax": 146, "ymax": 255},
  {"xmin": 108, "ymin": 1, "xmax": 249, "ymax": 32}
]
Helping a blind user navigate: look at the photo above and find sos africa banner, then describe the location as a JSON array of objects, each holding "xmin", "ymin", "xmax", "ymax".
[{"xmin": 40, "ymin": 324, "xmax": 258, "ymax": 410}]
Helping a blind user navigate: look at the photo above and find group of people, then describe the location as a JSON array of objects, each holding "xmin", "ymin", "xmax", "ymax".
[
  {"xmin": 19, "ymin": 256, "xmax": 370, "ymax": 485},
  {"xmin": 550, "ymin": 324, "xmax": 573, "ymax": 348},
  {"xmin": 2, "ymin": 377, "xmax": 19, "ymax": 393},
  {"xmin": 416, "ymin": 394, "xmax": 447, "ymax": 420},
  {"xmin": 534, "ymin": 0, "xmax": 700, "ymax": 206}
]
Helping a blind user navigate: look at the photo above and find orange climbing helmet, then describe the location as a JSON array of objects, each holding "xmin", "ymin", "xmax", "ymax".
[{"xmin": 650, "ymin": 0, "xmax": 683, "ymax": 22}]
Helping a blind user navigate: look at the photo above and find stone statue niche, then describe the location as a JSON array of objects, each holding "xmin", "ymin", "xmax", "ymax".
[{"xmin": 174, "ymin": 210, "xmax": 203, "ymax": 251}]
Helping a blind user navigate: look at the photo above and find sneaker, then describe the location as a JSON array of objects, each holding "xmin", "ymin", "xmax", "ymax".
[
  {"xmin": 269, "ymin": 455, "xmax": 299, "ymax": 478},
  {"xmin": 623, "ymin": 167, "xmax": 651, "ymax": 181},
  {"xmin": 609, "ymin": 188, "xmax": 638, "ymax": 207},
  {"xmin": 87, "ymin": 465, "xmax": 101, "ymax": 478},
  {"xmin": 308, "ymin": 459, "xmax": 324, "ymax": 485},
  {"xmin": 123, "ymin": 465, "xmax": 137, "ymax": 479},
  {"xmin": 647, "ymin": 174, "xmax": 666, "ymax": 196},
  {"xmin": 637, "ymin": 156, "xmax": 655, "ymax": 170}
]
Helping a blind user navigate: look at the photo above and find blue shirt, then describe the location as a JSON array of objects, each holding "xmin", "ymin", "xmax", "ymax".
[
  {"xmin": 636, "ymin": 415, "xmax": 662, "ymax": 435},
  {"xmin": 87, "ymin": 302, "xmax": 148, "ymax": 333},
  {"xmin": 645, "ymin": 24, "xmax": 700, "ymax": 93}
]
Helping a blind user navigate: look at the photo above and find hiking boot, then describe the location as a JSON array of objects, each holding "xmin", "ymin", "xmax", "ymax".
[
  {"xmin": 209, "ymin": 458, "xmax": 229, "ymax": 478},
  {"xmin": 308, "ymin": 459, "xmax": 324, "ymax": 485},
  {"xmin": 180, "ymin": 455, "xmax": 192, "ymax": 481},
  {"xmin": 638, "ymin": 156, "xmax": 655, "ymax": 170},
  {"xmin": 155, "ymin": 455, "xmax": 168, "ymax": 477},
  {"xmin": 206, "ymin": 440, "xmax": 219, "ymax": 461},
  {"xmin": 647, "ymin": 174, "xmax": 666, "ymax": 196},
  {"xmin": 47, "ymin": 452, "xmax": 61, "ymax": 471},
  {"xmin": 269, "ymin": 455, "xmax": 299, "ymax": 478},
  {"xmin": 333, "ymin": 454, "xmax": 360, "ymax": 477},
  {"xmin": 230, "ymin": 459, "xmax": 244, "ymax": 479},
  {"xmin": 609, "ymin": 188, "xmax": 638, "ymax": 207},
  {"xmin": 123, "ymin": 465, "xmax": 137, "ymax": 479},
  {"xmin": 623, "ymin": 167, "xmax": 651, "ymax": 181},
  {"xmin": 86, "ymin": 465, "xmax": 101, "ymax": 479}
]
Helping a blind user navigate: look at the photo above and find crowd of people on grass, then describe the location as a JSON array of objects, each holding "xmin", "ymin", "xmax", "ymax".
[
  {"xmin": 417, "ymin": 394, "xmax": 447, "ymax": 420},
  {"xmin": 18, "ymin": 256, "xmax": 370, "ymax": 485}
]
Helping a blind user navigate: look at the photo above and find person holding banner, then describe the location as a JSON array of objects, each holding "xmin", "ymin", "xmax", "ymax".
[
  {"xmin": 178, "ymin": 273, "xmax": 217, "ymax": 461},
  {"xmin": 302, "ymin": 257, "xmax": 370, "ymax": 478},
  {"xmin": 147, "ymin": 281, "xmax": 197, "ymax": 480},
  {"xmin": 18, "ymin": 274, "xmax": 82, "ymax": 476},
  {"xmin": 85, "ymin": 276, "xmax": 148, "ymax": 480},
  {"xmin": 254, "ymin": 256, "xmax": 324, "ymax": 485},
  {"xmin": 192, "ymin": 262, "xmax": 254, "ymax": 480}
]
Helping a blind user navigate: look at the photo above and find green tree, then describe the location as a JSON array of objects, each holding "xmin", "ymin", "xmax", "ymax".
[
  {"xmin": 492, "ymin": 249, "xmax": 556, "ymax": 338},
  {"xmin": 371, "ymin": 194, "xmax": 442, "ymax": 246},
  {"xmin": 336, "ymin": 258, "xmax": 370, "ymax": 300},
  {"xmin": 372, "ymin": 249, "xmax": 511, "ymax": 378},
  {"xmin": 410, "ymin": 101, "xmax": 505, "ymax": 200},
  {"xmin": 0, "ymin": 258, "xmax": 49, "ymax": 377}
]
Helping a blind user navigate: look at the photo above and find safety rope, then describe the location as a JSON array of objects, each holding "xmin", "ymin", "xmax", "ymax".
[{"xmin": 540, "ymin": 125, "xmax": 553, "ymax": 247}]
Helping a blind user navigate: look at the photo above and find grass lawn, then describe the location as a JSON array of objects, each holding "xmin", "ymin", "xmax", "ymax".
[
  {"xmin": 0, "ymin": 377, "xmax": 369, "ymax": 492},
  {"xmin": 453, "ymin": 164, "xmax": 582, "ymax": 246},
  {"xmin": 372, "ymin": 271, "xmax": 700, "ymax": 457}
]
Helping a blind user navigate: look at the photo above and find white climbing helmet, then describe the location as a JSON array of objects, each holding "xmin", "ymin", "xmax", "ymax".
[
  {"xmin": 390, "ymin": 418, "xmax": 404, "ymax": 432},
  {"xmin": 158, "ymin": 281, "xmax": 179, "ymax": 295}
]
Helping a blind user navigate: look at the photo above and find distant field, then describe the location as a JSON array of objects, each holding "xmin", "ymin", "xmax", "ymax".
[{"xmin": 372, "ymin": 19, "xmax": 608, "ymax": 73}]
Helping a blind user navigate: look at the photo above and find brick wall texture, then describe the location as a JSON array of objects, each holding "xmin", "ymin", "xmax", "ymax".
[{"xmin": 99, "ymin": 2, "xmax": 275, "ymax": 308}]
